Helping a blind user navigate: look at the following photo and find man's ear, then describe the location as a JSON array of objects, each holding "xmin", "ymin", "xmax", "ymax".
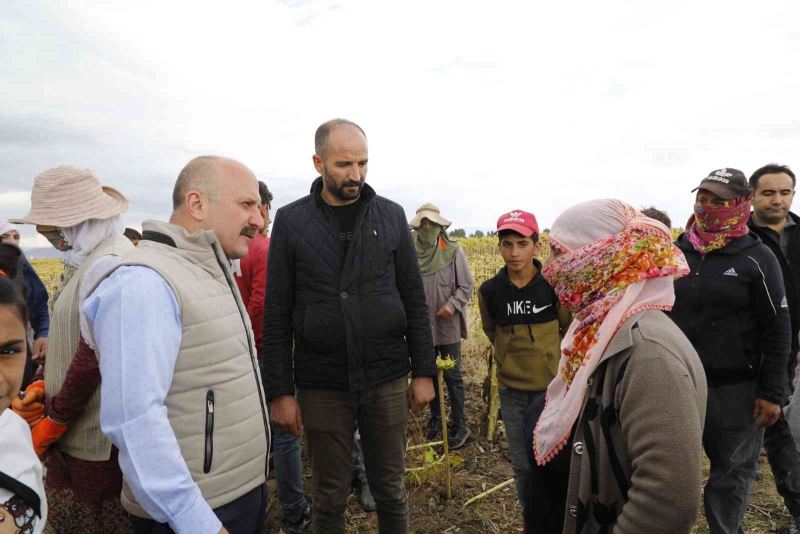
[
  {"xmin": 185, "ymin": 191, "xmax": 206, "ymax": 221},
  {"xmin": 533, "ymin": 241, "xmax": 542, "ymax": 255},
  {"xmin": 312, "ymin": 154, "xmax": 324, "ymax": 176}
]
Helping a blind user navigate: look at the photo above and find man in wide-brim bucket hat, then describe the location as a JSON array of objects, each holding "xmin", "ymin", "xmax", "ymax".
[
  {"xmin": 409, "ymin": 202, "xmax": 474, "ymax": 450},
  {"xmin": 11, "ymin": 165, "xmax": 135, "ymax": 532},
  {"xmin": 408, "ymin": 202, "xmax": 452, "ymax": 230}
]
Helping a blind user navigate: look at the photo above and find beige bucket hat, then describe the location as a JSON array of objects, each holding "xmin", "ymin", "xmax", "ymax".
[
  {"xmin": 409, "ymin": 202, "xmax": 452, "ymax": 229},
  {"xmin": 11, "ymin": 165, "xmax": 128, "ymax": 228}
]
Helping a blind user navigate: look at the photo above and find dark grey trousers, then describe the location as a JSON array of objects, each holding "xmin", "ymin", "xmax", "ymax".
[
  {"xmin": 498, "ymin": 387, "xmax": 544, "ymax": 518},
  {"xmin": 298, "ymin": 377, "xmax": 409, "ymax": 534},
  {"xmin": 703, "ymin": 381, "xmax": 765, "ymax": 534},
  {"xmin": 429, "ymin": 342, "xmax": 467, "ymax": 430}
]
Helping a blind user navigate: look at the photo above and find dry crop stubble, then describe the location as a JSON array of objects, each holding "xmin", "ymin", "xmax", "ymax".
[{"xmin": 31, "ymin": 244, "xmax": 788, "ymax": 532}]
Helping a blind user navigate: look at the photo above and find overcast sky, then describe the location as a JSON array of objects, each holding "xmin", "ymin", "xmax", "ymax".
[{"xmin": 2, "ymin": 0, "xmax": 799, "ymax": 248}]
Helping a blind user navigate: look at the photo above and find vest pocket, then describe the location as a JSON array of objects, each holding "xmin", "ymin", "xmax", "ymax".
[{"xmin": 204, "ymin": 390, "xmax": 215, "ymax": 473}]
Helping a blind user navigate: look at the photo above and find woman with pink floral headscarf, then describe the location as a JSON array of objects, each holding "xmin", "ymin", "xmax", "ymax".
[{"xmin": 523, "ymin": 199, "xmax": 707, "ymax": 534}]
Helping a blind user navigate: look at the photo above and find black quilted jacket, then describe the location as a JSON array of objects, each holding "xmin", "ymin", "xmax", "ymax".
[{"xmin": 262, "ymin": 178, "xmax": 436, "ymax": 398}]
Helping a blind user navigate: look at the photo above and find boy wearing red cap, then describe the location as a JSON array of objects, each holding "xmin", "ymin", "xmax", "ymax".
[{"xmin": 478, "ymin": 210, "xmax": 570, "ymax": 520}]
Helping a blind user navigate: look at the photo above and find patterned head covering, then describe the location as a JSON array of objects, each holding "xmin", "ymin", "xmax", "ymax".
[{"xmin": 534, "ymin": 199, "xmax": 689, "ymax": 465}]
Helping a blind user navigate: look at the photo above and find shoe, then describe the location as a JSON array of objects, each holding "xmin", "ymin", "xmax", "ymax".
[
  {"xmin": 449, "ymin": 425, "xmax": 471, "ymax": 450},
  {"xmin": 356, "ymin": 480, "xmax": 377, "ymax": 512},
  {"xmin": 279, "ymin": 500, "xmax": 311, "ymax": 534},
  {"xmin": 426, "ymin": 418, "xmax": 442, "ymax": 441},
  {"xmin": 791, "ymin": 517, "xmax": 800, "ymax": 534}
]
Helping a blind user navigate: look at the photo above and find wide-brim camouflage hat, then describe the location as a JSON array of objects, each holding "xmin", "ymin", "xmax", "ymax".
[{"xmin": 11, "ymin": 165, "xmax": 128, "ymax": 228}]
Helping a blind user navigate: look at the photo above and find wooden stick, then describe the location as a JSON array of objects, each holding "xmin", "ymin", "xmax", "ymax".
[
  {"xmin": 407, "ymin": 441, "xmax": 444, "ymax": 451},
  {"xmin": 486, "ymin": 348, "xmax": 500, "ymax": 442},
  {"xmin": 438, "ymin": 368, "xmax": 452, "ymax": 500},
  {"xmin": 463, "ymin": 478, "xmax": 515, "ymax": 509}
]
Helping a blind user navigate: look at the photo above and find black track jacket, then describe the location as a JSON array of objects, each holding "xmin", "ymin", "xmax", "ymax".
[{"xmin": 672, "ymin": 232, "xmax": 790, "ymax": 404}]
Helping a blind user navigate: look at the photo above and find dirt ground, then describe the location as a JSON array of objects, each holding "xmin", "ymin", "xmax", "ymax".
[
  {"xmin": 262, "ymin": 346, "xmax": 793, "ymax": 533},
  {"xmin": 30, "ymin": 258, "xmax": 793, "ymax": 533}
]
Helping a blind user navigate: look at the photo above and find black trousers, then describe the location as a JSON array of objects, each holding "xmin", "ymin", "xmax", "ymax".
[
  {"xmin": 765, "ymin": 413, "xmax": 800, "ymax": 518},
  {"xmin": 131, "ymin": 483, "xmax": 266, "ymax": 534}
]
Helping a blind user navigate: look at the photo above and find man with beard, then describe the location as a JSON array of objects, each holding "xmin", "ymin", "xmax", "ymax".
[
  {"xmin": 81, "ymin": 156, "xmax": 271, "ymax": 534},
  {"xmin": 263, "ymin": 119, "xmax": 436, "ymax": 534},
  {"xmin": 747, "ymin": 164, "xmax": 800, "ymax": 533}
]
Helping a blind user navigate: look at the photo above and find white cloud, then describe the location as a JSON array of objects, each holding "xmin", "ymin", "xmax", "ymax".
[{"xmin": 1, "ymin": 0, "xmax": 799, "ymax": 235}]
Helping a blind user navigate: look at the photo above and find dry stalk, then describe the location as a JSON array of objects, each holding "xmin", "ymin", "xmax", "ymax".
[{"xmin": 463, "ymin": 478, "xmax": 515, "ymax": 509}]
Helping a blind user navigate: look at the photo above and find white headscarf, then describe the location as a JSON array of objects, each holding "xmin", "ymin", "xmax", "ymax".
[
  {"xmin": 61, "ymin": 216, "xmax": 124, "ymax": 268},
  {"xmin": 0, "ymin": 221, "xmax": 19, "ymax": 237}
]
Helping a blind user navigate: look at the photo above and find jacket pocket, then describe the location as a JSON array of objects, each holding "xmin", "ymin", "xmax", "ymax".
[{"xmin": 204, "ymin": 390, "xmax": 215, "ymax": 474}]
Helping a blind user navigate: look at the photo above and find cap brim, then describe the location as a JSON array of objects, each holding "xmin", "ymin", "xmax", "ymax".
[
  {"xmin": 691, "ymin": 182, "xmax": 738, "ymax": 200},
  {"xmin": 497, "ymin": 222, "xmax": 535, "ymax": 237}
]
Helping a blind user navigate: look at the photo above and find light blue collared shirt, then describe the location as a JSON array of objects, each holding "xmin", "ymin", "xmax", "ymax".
[{"xmin": 83, "ymin": 265, "xmax": 221, "ymax": 534}]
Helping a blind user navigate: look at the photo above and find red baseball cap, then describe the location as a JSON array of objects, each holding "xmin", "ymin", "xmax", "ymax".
[{"xmin": 496, "ymin": 210, "xmax": 539, "ymax": 237}]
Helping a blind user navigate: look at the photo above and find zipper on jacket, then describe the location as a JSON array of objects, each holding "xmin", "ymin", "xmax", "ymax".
[
  {"xmin": 692, "ymin": 255, "xmax": 706, "ymax": 338},
  {"xmin": 214, "ymin": 253, "xmax": 271, "ymax": 477},
  {"xmin": 203, "ymin": 389, "xmax": 215, "ymax": 473},
  {"xmin": 371, "ymin": 227, "xmax": 379, "ymax": 274}
]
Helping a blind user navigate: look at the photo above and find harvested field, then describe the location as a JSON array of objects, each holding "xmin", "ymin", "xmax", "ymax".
[{"xmin": 32, "ymin": 241, "xmax": 790, "ymax": 533}]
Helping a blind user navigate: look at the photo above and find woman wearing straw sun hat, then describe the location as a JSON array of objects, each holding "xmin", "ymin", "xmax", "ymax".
[
  {"xmin": 11, "ymin": 165, "xmax": 135, "ymax": 532},
  {"xmin": 409, "ymin": 203, "xmax": 474, "ymax": 449}
]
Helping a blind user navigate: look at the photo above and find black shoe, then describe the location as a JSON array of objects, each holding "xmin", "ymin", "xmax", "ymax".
[
  {"xmin": 426, "ymin": 419, "xmax": 442, "ymax": 441},
  {"xmin": 279, "ymin": 499, "xmax": 311, "ymax": 534},
  {"xmin": 449, "ymin": 425, "xmax": 471, "ymax": 450}
]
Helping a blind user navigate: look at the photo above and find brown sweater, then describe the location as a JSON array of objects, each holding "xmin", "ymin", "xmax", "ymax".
[{"xmin": 563, "ymin": 310, "xmax": 707, "ymax": 534}]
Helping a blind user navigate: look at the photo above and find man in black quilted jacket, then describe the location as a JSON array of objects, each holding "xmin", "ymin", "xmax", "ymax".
[{"xmin": 263, "ymin": 118, "xmax": 436, "ymax": 534}]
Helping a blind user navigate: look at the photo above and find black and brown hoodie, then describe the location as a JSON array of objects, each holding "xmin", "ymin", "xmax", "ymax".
[{"xmin": 478, "ymin": 259, "xmax": 571, "ymax": 391}]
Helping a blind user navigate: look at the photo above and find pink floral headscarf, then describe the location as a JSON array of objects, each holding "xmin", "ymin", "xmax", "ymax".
[
  {"xmin": 534, "ymin": 199, "xmax": 689, "ymax": 465},
  {"xmin": 685, "ymin": 194, "xmax": 751, "ymax": 255}
]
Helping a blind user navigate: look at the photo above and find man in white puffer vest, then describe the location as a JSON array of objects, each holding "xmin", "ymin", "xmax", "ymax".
[{"xmin": 82, "ymin": 156, "xmax": 271, "ymax": 534}]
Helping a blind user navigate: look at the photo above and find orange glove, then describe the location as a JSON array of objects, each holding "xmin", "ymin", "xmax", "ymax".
[
  {"xmin": 30, "ymin": 416, "xmax": 68, "ymax": 458},
  {"xmin": 11, "ymin": 380, "xmax": 46, "ymax": 427}
]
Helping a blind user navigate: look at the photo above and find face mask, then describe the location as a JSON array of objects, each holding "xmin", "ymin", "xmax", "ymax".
[
  {"xmin": 417, "ymin": 225, "xmax": 440, "ymax": 246},
  {"xmin": 36, "ymin": 226, "xmax": 72, "ymax": 251}
]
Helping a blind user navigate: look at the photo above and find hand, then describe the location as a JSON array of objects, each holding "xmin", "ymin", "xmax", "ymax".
[
  {"xmin": 753, "ymin": 398, "xmax": 781, "ymax": 427},
  {"xmin": 32, "ymin": 337, "xmax": 48, "ymax": 362},
  {"xmin": 219, "ymin": 528, "xmax": 230, "ymax": 534},
  {"xmin": 436, "ymin": 304, "xmax": 455, "ymax": 318},
  {"xmin": 30, "ymin": 416, "xmax": 68, "ymax": 458},
  {"xmin": 408, "ymin": 377, "xmax": 435, "ymax": 413},
  {"xmin": 11, "ymin": 380, "xmax": 46, "ymax": 427},
  {"xmin": 269, "ymin": 395, "xmax": 302, "ymax": 438}
]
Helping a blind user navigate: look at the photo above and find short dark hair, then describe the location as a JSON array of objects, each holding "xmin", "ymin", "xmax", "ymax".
[
  {"xmin": 314, "ymin": 119, "xmax": 366, "ymax": 156},
  {"xmin": 123, "ymin": 228, "xmax": 142, "ymax": 241},
  {"xmin": 498, "ymin": 229, "xmax": 538, "ymax": 243},
  {"xmin": 750, "ymin": 163, "xmax": 796, "ymax": 189},
  {"xmin": 258, "ymin": 181, "xmax": 273, "ymax": 207},
  {"xmin": 640, "ymin": 206, "xmax": 672, "ymax": 229}
]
